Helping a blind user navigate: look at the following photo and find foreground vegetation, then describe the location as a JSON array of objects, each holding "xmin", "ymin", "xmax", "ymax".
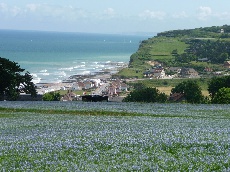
[
  {"xmin": 0, "ymin": 102, "xmax": 229, "ymax": 171},
  {"xmin": 0, "ymin": 57, "xmax": 37, "ymax": 101}
]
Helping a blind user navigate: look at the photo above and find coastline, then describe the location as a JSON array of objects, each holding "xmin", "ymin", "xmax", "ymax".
[{"xmin": 35, "ymin": 62, "xmax": 128, "ymax": 95}]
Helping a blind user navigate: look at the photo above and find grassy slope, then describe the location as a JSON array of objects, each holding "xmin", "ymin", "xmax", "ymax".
[
  {"xmin": 114, "ymin": 37, "xmax": 188, "ymax": 79},
  {"xmin": 148, "ymin": 37, "xmax": 188, "ymax": 60}
]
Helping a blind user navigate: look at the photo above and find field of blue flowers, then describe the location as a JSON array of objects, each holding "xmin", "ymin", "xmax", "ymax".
[{"xmin": 0, "ymin": 102, "xmax": 229, "ymax": 171}]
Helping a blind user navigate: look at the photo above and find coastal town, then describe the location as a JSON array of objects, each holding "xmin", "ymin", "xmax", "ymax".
[
  {"xmin": 29, "ymin": 59, "xmax": 230, "ymax": 102},
  {"xmin": 33, "ymin": 62, "xmax": 129, "ymax": 102},
  {"xmin": 35, "ymin": 73, "xmax": 128, "ymax": 102}
]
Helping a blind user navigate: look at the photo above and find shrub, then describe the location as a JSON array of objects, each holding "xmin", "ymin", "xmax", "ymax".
[
  {"xmin": 171, "ymin": 80, "xmax": 204, "ymax": 103},
  {"xmin": 43, "ymin": 92, "xmax": 61, "ymax": 101},
  {"xmin": 212, "ymin": 87, "xmax": 230, "ymax": 104},
  {"xmin": 123, "ymin": 87, "xmax": 168, "ymax": 103}
]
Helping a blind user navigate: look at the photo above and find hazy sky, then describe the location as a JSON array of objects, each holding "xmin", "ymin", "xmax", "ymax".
[{"xmin": 1, "ymin": 0, "xmax": 230, "ymax": 33}]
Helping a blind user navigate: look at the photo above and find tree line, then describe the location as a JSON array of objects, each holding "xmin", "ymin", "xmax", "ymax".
[
  {"xmin": 157, "ymin": 25, "xmax": 230, "ymax": 38},
  {"xmin": 123, "ymin": 76, "xmax": 230, "ymax": 104},
  {"xmin": 173, "ymin": 39, "xmax": 230, "ymax": 65}
]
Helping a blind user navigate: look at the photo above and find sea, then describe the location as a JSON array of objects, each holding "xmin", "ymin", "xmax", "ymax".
[{"xmin": 0, "ymin": 30, "xmax": 152, "ymax": 83}]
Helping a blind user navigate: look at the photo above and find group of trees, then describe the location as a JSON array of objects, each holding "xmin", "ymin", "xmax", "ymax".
[
  {"xmin": 212, "ymin": 87, "xmax": 230, "ymax": 104},
  {"xmin": 42, "ymin": 92, "xmax": 61, "ymax": 101},
  {"xmin": 124, "ymin": 80, "xmax": 206, "ymax": 104},
  {"xmin": 208, "ymin": 76, "xmax": 230, "ymax": 104},
  {"xmin": 187, "ymin": 40, "xmax": 230, "ymax": 64},
  {"xmin": 124, "ymin": 76, "xmax": 230, "ymax": 104},
  {"xmin": 174, "ymin": 39, "xmax": 230, "ymax": 64},
  {"xmin": 174, "ymin": 53, "xmax": 196, "ymax": 64},
  {"xmin": 123, "ymin": 87, "xmax": 167, "ymax": 103},
  {"xmin": 171, "ymin": 80, "xmax": 205, "ymax": 104},
  {"xmin": 157, "ymin": 25, "xmax": 230, "ymax": 38}
]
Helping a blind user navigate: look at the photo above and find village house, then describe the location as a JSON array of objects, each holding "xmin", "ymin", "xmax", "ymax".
[
  {"xmin": 120, "ymin": 83, "xmax": 128, "ymax": 92},
  {"xmin": 71, "ymin": 82, "xmax": 84, "ymax": 91},
  {"xmin": 90, "ymin": 79, "xmax": 101, "ymax": 87},
  {"xmin": 180, "ymin": 67, "xmax": 199, "ymax": 78},
  {"xmin": 224, "ymin": 61, "xmax": 230, "ymax": 69},
  {"xmin": 109, "ymin": 80, "xmax": 120, "ymax": 96},
  {"xmin": 71, "ymin": 79, "xmax": 103, "ymax": 91},
  {"xmin": 143, "ymin": 70, "xmax": 151, "ymax": 77},
  {"xmin": 58, "ymin": 83, "xmax": 73, "ymax": 91},
  {"xmin": 168, "ymin": 67, "xmax": 181, "ymax": 74},
  {"xmin": 84, "ymin": 81, "xmax": 93, "ymax": 90},
  {"xmin": 108, "ymin": 80, "xmax": 128, "ymax": 96},
  {"xmin": 167, "ymin": 67, "xmax": 181, "ymax": 77},
  {"xmin": 144, "ymin": 67, "xmax": 165, "ymax": 78},
  {"xmin": 154, "ymin": 69, "xmax": 165, "ymax": 78},
  {"xmin": 108, "ymin": 85, "xmax": 117, "ymax": 95}
]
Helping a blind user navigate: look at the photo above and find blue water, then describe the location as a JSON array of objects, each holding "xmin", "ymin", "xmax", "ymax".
[{"xmin": 0, "ymin": 30, "xmax": 150, "ymax": 83}]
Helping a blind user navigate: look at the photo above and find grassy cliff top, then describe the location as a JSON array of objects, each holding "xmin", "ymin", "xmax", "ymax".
[{"xmin": 115, "ymin": 25, "xmax": 230, "ymax": 79}]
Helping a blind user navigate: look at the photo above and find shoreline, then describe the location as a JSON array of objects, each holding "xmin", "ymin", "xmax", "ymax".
[
  {"xmin": 32, "ymin": 61, "xmax": 129, "ymax": 84},
  {"xmin": 35, "ymin": 63, "xmax": 127, "ymax": 95}
]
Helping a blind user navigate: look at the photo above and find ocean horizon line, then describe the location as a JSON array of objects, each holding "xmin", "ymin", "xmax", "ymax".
[{"xmin": 0, "ymin": 28, "xmax": 157, "ymax": 37}]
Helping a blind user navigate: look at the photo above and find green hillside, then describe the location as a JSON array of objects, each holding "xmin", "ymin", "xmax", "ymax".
[{"xmin": 115, "ymin": 25, "xmax": 230, "ymax": 79}]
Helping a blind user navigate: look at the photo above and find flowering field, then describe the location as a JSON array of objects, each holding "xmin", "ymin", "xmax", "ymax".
[{"xmin": 0, "ymin": 102, "xmax": 229, "ymax": 171}]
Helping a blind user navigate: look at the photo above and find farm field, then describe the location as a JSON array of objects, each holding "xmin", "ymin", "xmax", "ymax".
[{"xmin": 0, "ymin": 102, "xmax": 229, "ymax": 171}]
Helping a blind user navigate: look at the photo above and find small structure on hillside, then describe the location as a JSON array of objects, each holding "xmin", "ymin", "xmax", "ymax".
[{"xmin": 224, "ymin": 61, "xmax": 230, "ymax": 69}]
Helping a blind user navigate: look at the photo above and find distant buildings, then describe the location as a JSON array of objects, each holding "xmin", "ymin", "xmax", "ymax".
[
  {"xmin": 59, "ymin": 78, "xmax": 129, "ymax": 101},
  {"xmin": 144, "ymin": 62, "xmax": 200, "ymax": 79}
]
